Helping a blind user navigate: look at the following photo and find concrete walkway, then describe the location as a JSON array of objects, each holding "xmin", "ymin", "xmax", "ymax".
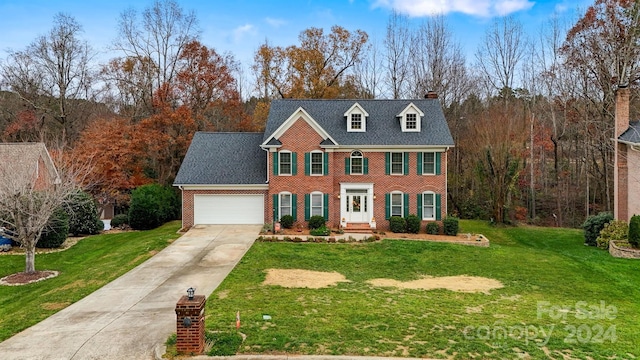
[{"xmin": 0, "ymin": 224, "xmax": 260, "ymax": 360}]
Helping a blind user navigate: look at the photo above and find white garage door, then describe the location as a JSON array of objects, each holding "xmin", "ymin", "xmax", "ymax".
[{"xmin": 194, "ymin": 194, "xmax": 264, "ymax": 224}]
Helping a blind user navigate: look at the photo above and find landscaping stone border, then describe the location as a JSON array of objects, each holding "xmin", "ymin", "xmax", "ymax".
[
  {"xmin": 609, "ymin": 240, "xmax": 640, "ymax": 259},
  {"xmin": 257, "ymin": 233, "xmax": 490, "ymax": 247}
]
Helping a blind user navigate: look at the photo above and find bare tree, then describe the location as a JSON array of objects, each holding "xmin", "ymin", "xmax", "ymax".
[
  {"xmin": 384, "ymin": 11, "xmax": 411, "ymax": 99},
  {"xmin": 0, "ymin": 146, "xmax": 89, "ymax": 274},
  {"xmin": 353, "ymin": 38, "xmax": 383, "ymax": 98},
  {"xmin": 109, "ymin": 0, "xmax": 200, "ymax": 115},
  {"xmin": 475, "ymin": 16, "xmax": 527, "ymax": 93},
  {"xmin": 1, "ymin": 13, "xmax": 95, "ymax": 144},
  {"xmin": 410, "ymin": 16, "xmax": 470, "ymax": 106}
]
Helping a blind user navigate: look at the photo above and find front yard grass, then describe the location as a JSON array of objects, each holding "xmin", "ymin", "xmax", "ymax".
[
  {"xmin": 206, "ymin": 220, "xmax": 639, "ymax": 359},
  {"xmin": 0, "ymin": 221, "xmax": 181, "ymax": 342}
]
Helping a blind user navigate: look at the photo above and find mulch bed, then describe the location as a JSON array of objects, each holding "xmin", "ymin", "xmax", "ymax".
[{"xmin": 0, "ymin": 270, "xmax": 59, "ymax": 286}]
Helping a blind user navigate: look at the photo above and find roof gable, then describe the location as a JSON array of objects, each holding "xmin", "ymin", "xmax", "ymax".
[
  {"xmin": 262, "ymin": 107, "xmax": 337, "ymax": 147},
  {"xmin": 344, "ymin": 102, "xmax": 369, "ymax": 132},
  {"xmin": 0, "ymin": 143, "xmax": 60, "ymax": 188}
]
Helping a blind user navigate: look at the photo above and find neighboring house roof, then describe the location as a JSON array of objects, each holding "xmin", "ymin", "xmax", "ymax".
[
  {"xmin": 619, "ymin": 121, "xmax": 640, "ymax": 144},
  {"xmin": 174, "ymin": 132, "xmax": 267, "ymax": 185},
  {"xmin": 263, "ymin": 99, "xmax": 455, "ymax": 147},
  {"xmin": 0, "ymin": 142, "xmax": 60, "ymax": 188}
]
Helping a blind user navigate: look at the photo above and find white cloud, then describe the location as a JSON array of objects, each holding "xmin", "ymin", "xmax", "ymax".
[
  {"xmin": 373, "ymin": 0, "xmax": 535, "ymax": 18},
  {"xmin": 232, "ymin": 24, "xmax": 256, "ymax": 42},
  {"xmin": 265, "ymin": 17, "xmax": 286, "ymax": 28}
]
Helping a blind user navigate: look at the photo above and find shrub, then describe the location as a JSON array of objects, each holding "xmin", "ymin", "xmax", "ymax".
[
  {"xmin": 443, "ymin": 216, "xmax": 459, "ymax": 236},
  {"xmin": 129, "ymin": 184, "xmax": 179, "ymax": 230},
  {"xmin": 65, "ymin": 191, "xmax": 102, "ymax": 236},
  {"xmin": 389, "ymin": 216, "xmax": 406, "ymax": 233},
  {"xmin": 280, "ymin": 215, "xmax": 294, "ymax": 229},
  {"xmin": 426, "ymin": 222, "xmax": 440, "ymax": 235},
  {"xmin": 629, "ymin": 215, "xmax": 640, "ymax": 248},
  {"xmin": 582, "ymin": 212, "xmax": 613, "ymax": 246},
  {"xmin": 406, "ymin": 214, "xmax": 421, "ymax": 234},
  {"xmin": 596, "ymin": 220, "xmax": 628, "ymax": 249},
  {"xmin": 308, "ymin": 215, "xmax": 326, "ymax": 230},
  {"xmin": 110, "ymin": 214, "xmax": 129, "ymax": 229},
  {"xmin": 310, "ymin": 226, "xmax": 330, "ymax": 236},
  {"xmin": 38, "ymin": 208, "xmax": 69, "ymax": 248}
]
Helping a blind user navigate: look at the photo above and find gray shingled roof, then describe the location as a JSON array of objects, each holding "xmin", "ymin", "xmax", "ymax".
[
  {"xmin": 0, "ymin": 142, "xmax": 59, "ymax": 186},
  {"xmin": 174, "ymin": 132, "xmax": 267, "ymax": 185},
  {"xmin": 263, "ymin": 99, "xmax": 454, "ymax": 146},
  {"xmin": 619, "ymin": 121, "xmax": 640, "ymax": 144}
]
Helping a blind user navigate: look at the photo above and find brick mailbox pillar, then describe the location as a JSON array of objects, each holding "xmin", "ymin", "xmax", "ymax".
[{"xmin": 175, "ymin": 294, "xmax": 206, "ymax": 354}]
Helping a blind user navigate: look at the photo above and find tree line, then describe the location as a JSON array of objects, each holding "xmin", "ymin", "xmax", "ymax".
[{"xmin": 1, "ymin": 0, "xmax": 638, "ymax": 227}]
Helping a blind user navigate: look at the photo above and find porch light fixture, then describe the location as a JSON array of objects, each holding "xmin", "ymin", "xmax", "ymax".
[
  {"xmin": 337, "ymin": 194, "xmax": 341, "ymax": 198},
  {"xmin": 187, "ymin": 287, "xmax": 195, "ymax": 300}
]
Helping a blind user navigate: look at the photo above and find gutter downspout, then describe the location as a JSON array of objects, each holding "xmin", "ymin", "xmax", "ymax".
[{"xmin": 445, "ymin": 146, "xmax": 450, "ymax": 218}]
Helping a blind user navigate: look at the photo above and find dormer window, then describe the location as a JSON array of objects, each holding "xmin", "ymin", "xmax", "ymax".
[
  {"xmin": 397, "ymin": 103, "xmax": 424, "ymax": 132},
  {"xmin": 406, "ymin": 113, "xmax": 417, "ymax": 129},
  {"xmin": 351, "ymin": 113, "xmax": 362, "ymax": 130},
  {"xmin": 345, "ymin": 102, "xmax": 369, "ymax": 132}
]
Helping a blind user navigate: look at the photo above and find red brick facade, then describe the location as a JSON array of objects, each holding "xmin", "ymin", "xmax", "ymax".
[{"xmin": 267, "ymin": 117, "xmax": 448, "ymax": 229}]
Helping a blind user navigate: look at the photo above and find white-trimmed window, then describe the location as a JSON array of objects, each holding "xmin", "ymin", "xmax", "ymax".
[
  {"xmin": 279, "ymin": 151, "xmax": 292, "ymax": 175},
  {"xmin": 310, "ymin": 192, "xmax": 323, "ymax": 217},
  {"xmin": 351, "ymin": 113, "xmax": 362, "ymax": 130},
  {"xmin": 310, "ymin": 151, "xmax": 324, "ymax": 175},
  {"xmin": 345, "ymin": 103, "xmax": 368, "ymax": 132},
  {"xmin": 391, "ymin": 152, "xmax": 404, "ymax": 175},
  {"xmin": 398, "ymin": 103, "xmax": 424, "ymax": 132},
  {"xmin": 406, "ymin": 113, "xmax": 417, "ymax": 129},
  {"xmin": 391, "ymin": 192, "xmax": 404, "ymax": 217},
  {"xmin": 422, "ymin": 192, "xmax": 435, "ymax": 220},
  {"xmin": 350, "ymin": 150, "xmax": 363, "ymax": 174},
  {"xmin": 279, "ymin": 192, "xmax": 292, "ymax": 218},
  {"xmin": 423, "ymin": 152, "xmax": 435, "ymax": 175}
]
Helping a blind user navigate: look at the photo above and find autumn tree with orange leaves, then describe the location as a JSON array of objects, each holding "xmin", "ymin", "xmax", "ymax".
[{"xmin": 253, "ymin": 25, "xmax": 369, "ymax": 99}]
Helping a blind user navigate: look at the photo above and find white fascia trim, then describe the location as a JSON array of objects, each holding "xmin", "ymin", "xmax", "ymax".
[
  {"xmin": 618, "ymin": 139, "xmax": 640, "ymax": 148},
  {"xmin": 332, "ymin": 146, "xmax": 453, "ymax": 152},
  {"xmin": 262, "ymin": 107, "xmax": 338, "ymax": 146},
  {"xmin": 396, "ymin": 102, "xmax": 425, "ymax": 118},
  {"xmin": 343, "ymin": 102, "xmax": 370, "ymax": 117},
  {"xmin": 176, "ymin": 184, "xmax": 269, "ymax": 191}
]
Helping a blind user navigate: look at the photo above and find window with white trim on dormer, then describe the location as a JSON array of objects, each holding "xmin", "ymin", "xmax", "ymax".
[
  {"xmin": 406, "ymin": 113, "xmax": 417, "ymax": 129},
  {"xmin": 345, "ymin": 103, "xmax": 368, "ymax": 132},
  {"xmin": 351, "ymin": 113, "xmax": 362, "ymax": 130},
  {"xmin": 398, "ymin": 103, "xmax": 424, "ymax": 132}
]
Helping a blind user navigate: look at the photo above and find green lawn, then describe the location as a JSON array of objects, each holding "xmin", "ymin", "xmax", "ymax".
[
  {"xmin": 205, "ymin": 221, "xmax": 639, "ymax": 359},
  {"xmin": 0, "ymin": 221, "xmax": 181, "ymax": 342}
]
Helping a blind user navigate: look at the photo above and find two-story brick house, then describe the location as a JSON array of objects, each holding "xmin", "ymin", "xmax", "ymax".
[{"xmin": 174, "ymin": 97, "xmax": 454, "ymax": 230}]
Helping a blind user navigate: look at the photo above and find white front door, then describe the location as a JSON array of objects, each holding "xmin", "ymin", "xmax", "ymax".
[{"xmin": 345, "ymin": 190, "xmax": 369, "ymax": 223}]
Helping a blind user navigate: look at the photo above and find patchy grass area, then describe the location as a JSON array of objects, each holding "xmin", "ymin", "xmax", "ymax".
[
  {"xmin": 206, "ymin": 220, "xmax": 639, "ymax": 359},
  {"xmin": 0, "ymin": 221, "xmax": 181, "ymax": 342}
]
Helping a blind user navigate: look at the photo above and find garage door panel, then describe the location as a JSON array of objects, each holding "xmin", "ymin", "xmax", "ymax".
[{"xmin": 194, "ymin": 195, "xmax": 263, "ymax": 224}]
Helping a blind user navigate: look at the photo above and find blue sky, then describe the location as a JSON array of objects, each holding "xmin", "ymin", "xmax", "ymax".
[{"xmin": 0, "ymin": 0, "xmax": 592, "ymax": 69}]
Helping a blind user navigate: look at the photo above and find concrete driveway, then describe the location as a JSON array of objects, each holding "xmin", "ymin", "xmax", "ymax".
[{"xmin": 0, "ymin": 224, "xmax": 260, "ymax": 360}]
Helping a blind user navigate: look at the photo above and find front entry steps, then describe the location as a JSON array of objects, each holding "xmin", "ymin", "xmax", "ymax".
[{"xmin": 343, "ymin": 223, "xmax": 373, "ymax": 234}]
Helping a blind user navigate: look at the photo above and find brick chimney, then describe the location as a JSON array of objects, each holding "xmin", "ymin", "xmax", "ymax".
[
  {"xmin": 614, "ymin": 85, "xmax": 630, "ymax": 221},
  {"xmin": 425, "ymin": 91, "xmax": 438, "ymax": 99},
  {"xmin": 615, "ymin": 85, "xmax": 630, "ymax": 138}
]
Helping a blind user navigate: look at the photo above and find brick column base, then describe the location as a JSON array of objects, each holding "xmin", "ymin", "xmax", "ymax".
[{"xmin": 175, "ymin": 295, "xmax": 206, "ymax": 355}]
